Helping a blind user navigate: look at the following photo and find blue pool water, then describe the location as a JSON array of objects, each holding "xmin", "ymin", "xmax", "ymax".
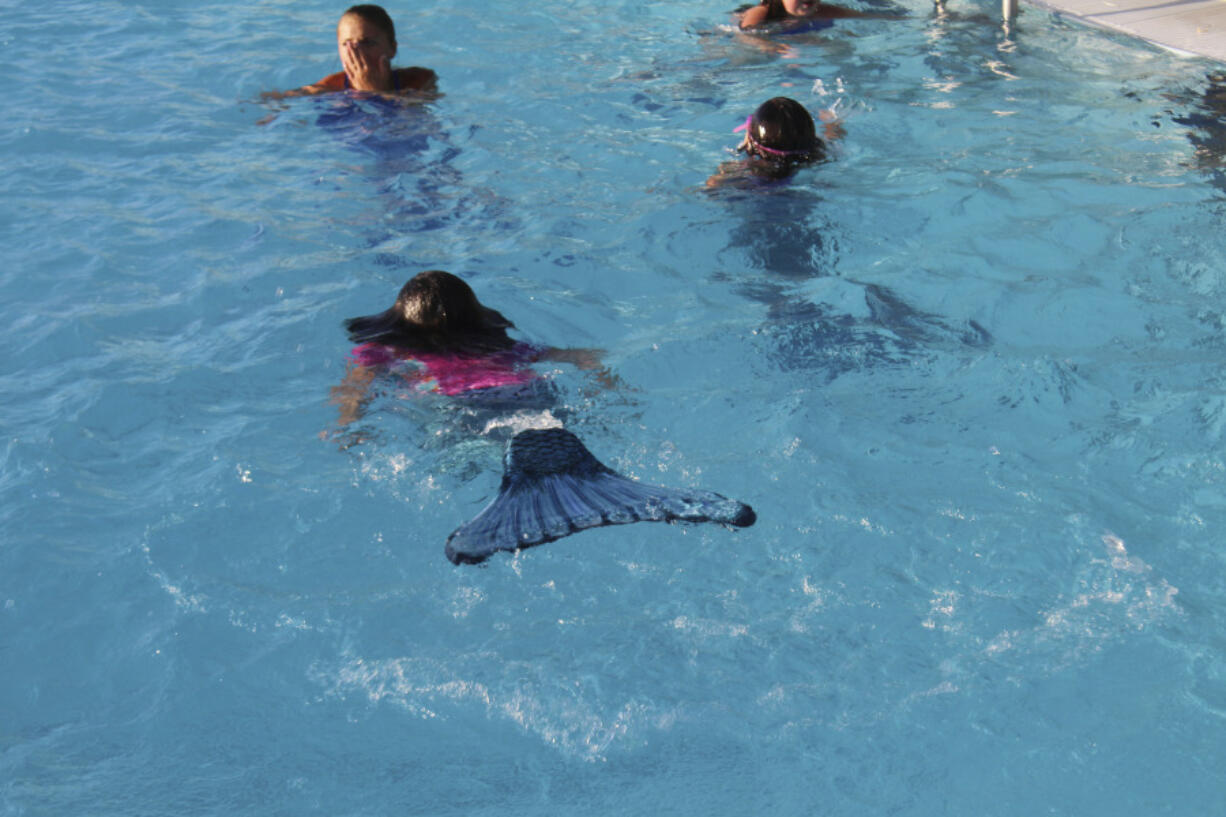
[{"xmin": 5, "ymin": 0, "xmax": 1226, "ymax": 812}]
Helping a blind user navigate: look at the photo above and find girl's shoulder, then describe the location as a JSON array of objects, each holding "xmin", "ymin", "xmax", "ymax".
[
  {"xmin": 310, "ymin": 71, "xmax": 348, "ymax": 93},
  {"xmin": 738, "ymin": 3, "xmax": 772, "ymax": 28}
]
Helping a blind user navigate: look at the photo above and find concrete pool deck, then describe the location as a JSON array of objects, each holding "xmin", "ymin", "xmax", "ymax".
[{"xmin": 1024, "ymin": 0, "xmax": 1226, "ymax": 64}]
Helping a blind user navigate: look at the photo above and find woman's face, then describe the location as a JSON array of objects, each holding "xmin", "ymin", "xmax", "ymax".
[
  {"xmin": 336, "ymin": 13, "xmax": 396, "ymax": 66},
  {"xmin": 783, "ymin": 0, "xmax": 822, "ymax": 16}
]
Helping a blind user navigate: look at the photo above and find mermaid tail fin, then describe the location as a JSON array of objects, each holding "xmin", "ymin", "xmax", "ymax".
[{"xmin": 445, "ymin": 428, "xmax": 756, "ymax": 565}]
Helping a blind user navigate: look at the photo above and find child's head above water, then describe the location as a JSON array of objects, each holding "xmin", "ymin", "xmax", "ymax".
[
  {"xmin": 738, "ymin": 0, "xmax": 826, "ymax": 29},
  {"xmin": 737, "ymin": 97, "xmax": 825, "ymax": 164},
  {"xmin": 345, "ymin": 271, "xmax": 515, "ymax": 352},
  {"xmin": 738, "ymin": 0, "xmax": 878, "ymax": 31}
]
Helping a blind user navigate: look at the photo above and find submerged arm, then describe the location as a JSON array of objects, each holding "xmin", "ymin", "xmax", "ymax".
[
  {"xmin": 331, "ymin": 362, "xmax": 378, "ymax": 426},
  {"xmin": 536, "ymin": 347, "xmax": 623, "ymax": 390},
  {"xmin": 259, "ymin": 72, "xmax": 345, "ymax": 102}
]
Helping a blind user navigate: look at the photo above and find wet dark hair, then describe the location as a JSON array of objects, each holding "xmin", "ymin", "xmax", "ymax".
[
  {"xmin": 343, "ymin": 4, "xmax": 396, "ymax": 45},
  {"xmin": 760, "ymin": 0, "xmax": 790, "ymax": 20},
  {"xmin": 345, "ymin": 270, "xmax": 516, "ymax": 354},
  {"xmin": 735, "ymin": 0, "xmax": 791, "ymax": 22},
  {"xmin": 741, "ymin": 97, "xmax": 825, "ymax": 178}
]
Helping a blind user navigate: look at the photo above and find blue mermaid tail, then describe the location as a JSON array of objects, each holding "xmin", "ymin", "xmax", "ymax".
[{"xmin": 445, "ymin": 428, "xmax": 756, "ymax": 564}]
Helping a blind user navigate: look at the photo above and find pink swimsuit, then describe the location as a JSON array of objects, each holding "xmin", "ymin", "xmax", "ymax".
[{"xmin": 351, "ymin": 342, "xmax": 542, "ymax": 396}]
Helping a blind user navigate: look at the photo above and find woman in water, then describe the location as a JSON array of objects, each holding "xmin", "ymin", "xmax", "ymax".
[
  {"xmin": 707, "ymin": 97, "xmax": 839, "ymax": 189},
  {"xmin": 265, "ymin": 4, "xmax": 437, "ymax": 99},
  {"xmin": 334, "ymin": 271, "xmax": 755, "ymax": 564},
  {"xmin": 738, "ymin": 0, "xmax": 884, "ymax": 29}
]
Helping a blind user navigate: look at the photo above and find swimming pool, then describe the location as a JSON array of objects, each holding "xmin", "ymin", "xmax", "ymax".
[{"xmin": 4, "ymin": 0, "xmax": 1226, "ymax": 812}]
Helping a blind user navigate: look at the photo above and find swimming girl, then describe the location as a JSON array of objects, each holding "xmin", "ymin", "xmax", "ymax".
[
  {"xmin": 335, "ymin": 270, "xmax": 755, "ymax": 564},
  {"xmin": 333, "ymin": 270, "xmax": 608, "ymax": 423},
  {"xmin": 738, "ymin": 0, "xmax": 878, "ymax": 29},
  {"xmin": 266, "ymin": 4, "xmax": 437, "ymax": 100},
  {"xmin": 707, "ymin": 97, "xmax": 838, "ymax": 189}
]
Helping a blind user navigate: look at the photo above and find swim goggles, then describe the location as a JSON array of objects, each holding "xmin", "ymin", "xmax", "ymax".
[{"xmin": 734, "ymin": 116, "xmax": 814, "ymax": 159}]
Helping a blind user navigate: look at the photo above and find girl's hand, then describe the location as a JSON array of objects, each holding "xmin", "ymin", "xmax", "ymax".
[{"xmin": 819, "ymin": 104, "xmax": 846, "ymax": 141}]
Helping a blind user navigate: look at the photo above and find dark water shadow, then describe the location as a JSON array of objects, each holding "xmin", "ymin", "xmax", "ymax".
[
  {"xmin": 313, "ymin": 93, "xmax": 517, "ymax": 239},
  {"xmin": 755, "ymin": 280, "xmax": 992, "ymax": 380},
  {"xmin": 712, "ymin": 184, "xmax": 840, "ymax": 280},
  {"xmin": 1165, "ymin": 72, "xmax": 1226, "ymax": 192},
  {"xmin": 709, "ymin": 181, "xmax": 990, "ymax": 378}
]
